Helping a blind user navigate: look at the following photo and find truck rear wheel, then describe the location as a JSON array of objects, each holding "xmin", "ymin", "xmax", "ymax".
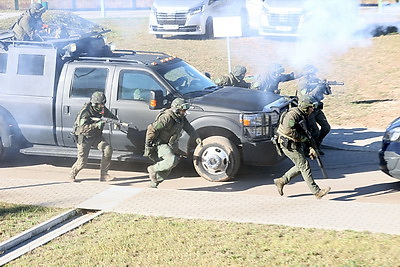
[{"xmin": 193, "ymin": 136, "xmax": 240, "ymax": 182}]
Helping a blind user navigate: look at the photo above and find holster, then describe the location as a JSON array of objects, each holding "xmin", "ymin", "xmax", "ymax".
[
  {"xmin": 318, "ymin": 102, "xmax": 324, "ymax": 110},
  {"xmin": 271, "ymin": 134, "xmax": 283, "ymax": 157},
  {"xmin": 279, "ymin": 136, "xmax": 298, "ymax": 152}
]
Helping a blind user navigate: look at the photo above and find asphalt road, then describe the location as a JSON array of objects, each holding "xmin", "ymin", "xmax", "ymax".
[{"xmin": 1, "ymin": 145, "xmax": 399, "ymax": 205}]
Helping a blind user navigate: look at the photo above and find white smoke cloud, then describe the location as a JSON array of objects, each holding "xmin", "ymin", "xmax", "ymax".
[{"xmin": 283, "ymin": 0, "xmax": 364, "ymax": 68}]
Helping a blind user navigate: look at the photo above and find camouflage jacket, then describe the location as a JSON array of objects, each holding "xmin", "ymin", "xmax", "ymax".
[
  {"xmin": 73, "ymin": 103, "xmax": 117, "ymax": 139},
  {"xmin": 277, "ymin": 107, "xmax": 309, "ymax": 143},
  {"xmin": 252, "ymin": 72, "xmax": 296, "ymax": 93},
  {"xmin": 145, "ymin": 109, "xmax": 196, "ymax": 146},
  {"xmin": 214, "ymin": 73, "xmax": 251, "ymax": 88},
  {"xmin": 12, "ymin": 10, "xmax": 43, "ymax": 41}
]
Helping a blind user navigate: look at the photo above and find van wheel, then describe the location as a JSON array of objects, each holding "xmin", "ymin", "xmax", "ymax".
[
  {"xmin": 193, "ymin": 136, "xmax": 240, "ymax": 182},
  {"xmin": 0, "ymin": 136, "xmax": 13, "ymax": 161},
  {"xmin": 205, "ymin": 18, "xmax": 214, "ymax": 39},
  {"xmin": 155, "ymin": 34, "xmax": 163, "ymax": 39}
]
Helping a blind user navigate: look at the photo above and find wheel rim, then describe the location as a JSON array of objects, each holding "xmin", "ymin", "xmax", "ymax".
[{"xmin": 200, "ymin": 146, "xmax": 229, "ymax": 174}]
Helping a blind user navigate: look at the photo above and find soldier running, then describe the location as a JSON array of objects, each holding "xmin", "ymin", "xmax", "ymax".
[
  {"xmin": 274, "ymin": 95, "xmax": 331, "ymax": 199},
  {"xmin": 70, "ymin": 91, "xmax": 119, "ymax": 182},
  {"xmin": 144, "ymin": 98, "xmax": 202, "ymax": 188}
]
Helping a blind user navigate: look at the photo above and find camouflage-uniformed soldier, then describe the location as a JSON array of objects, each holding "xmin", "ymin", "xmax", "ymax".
[
  {"xmin": 70, "ymin": 91, "xmax": 118, "ymax": 182},
  {"xmin": 251, "ymin": 63, "xmax": 300, "ymax": 94},
  {"xmin": 144, "ymin": 98, "xmax": 202, "ymax": 188},
  {"xmin": 273, "ymin": 95, "xmax": 331, "ymax": 199},
  {"xmin": 214, "ymin": 65, "xmax": 251, "ymax": 88},
  {"xmin": 12, "ymin": 3, "xmax": 46, "ymax": 41},
  {"xmin": 297, "ymin": 64, "xmax": 331, "ymax": 154}
]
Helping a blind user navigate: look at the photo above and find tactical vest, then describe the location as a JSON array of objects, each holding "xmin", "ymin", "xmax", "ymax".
[
  {"xmin": 153, "ymin": 109, "xmax": 185, "ymax": 145},
  {"xmin": 277, "ymin": 107, "xmax": 305, "ymax": 142},
  {"xmin": 72, "ymin": 103, "xmax": 102, "ymax": 138}
]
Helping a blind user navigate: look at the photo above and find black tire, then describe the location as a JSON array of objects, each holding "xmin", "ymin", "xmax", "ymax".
[
  {"xmin": 193, "ymin": 136, "xmax": 240, "ymax": 182},
  {"xmin": 0, "ymin": 136, "xmax": 5, "ymax": 161},
  {"xmin": 155, "ymin": 34, "xmax": 163, "ymax": 39},
  {"xmin": 205, "ymin": 18, "xmax": 214, "ymax": 39},
  {"xmin": 0, "ymin": 136, "xmax": 16, "ymax": 161}
]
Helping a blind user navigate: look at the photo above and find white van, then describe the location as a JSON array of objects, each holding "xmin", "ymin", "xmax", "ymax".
[{"xmin": 149, "ymin": 0, "xmax": 250, "ymax": 38}]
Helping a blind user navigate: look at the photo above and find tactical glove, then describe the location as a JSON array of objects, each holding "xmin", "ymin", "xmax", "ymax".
[
  {"xmin": 95, "ymin": 120, "xmax": 105, "ymax": 128},
  {"xmin": 309, "ymin": 147, "xmax": 317, "ymax": 160},
  {"xmin": 143, "ymin": 142, "xmax": 156, "ymax": 158}
]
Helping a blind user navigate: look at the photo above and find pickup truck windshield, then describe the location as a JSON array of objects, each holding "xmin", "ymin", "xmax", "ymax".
[{"xmin": 157, "ymin": 61, "xmax": 219, "ymax": 97}]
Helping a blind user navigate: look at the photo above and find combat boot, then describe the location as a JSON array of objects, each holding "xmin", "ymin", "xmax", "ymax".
[
  {"xmin": 99, "ymin": 174, "xmax": 115, "ymax": 182},
  {"xmin": 69, "ymin": 171, "xmax": 77, "ymax": 183},
  {"xmin": 315, "ymin": 187, "xmax": 331, "ymax": 199},
  {"xmin": 273, "ymin": 178, "xmax": 285, "ymax": 196},
  {"xmin": 147, "ymin": 166, "xmax": 158, "ymax": 188}
]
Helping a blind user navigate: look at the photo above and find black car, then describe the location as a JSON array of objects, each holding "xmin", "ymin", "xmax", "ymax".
[{"xmin": 379, "ymin": 117, "xmax": 400, "ymax": 179}]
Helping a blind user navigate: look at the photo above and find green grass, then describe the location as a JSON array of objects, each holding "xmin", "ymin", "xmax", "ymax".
[
  {"xmin": 5, "ymin": 213, "xmax": 400, "ymax": 266},
  {"xmin": 0, "ymin": 202, "xmax": 66, "ymax": 242}
]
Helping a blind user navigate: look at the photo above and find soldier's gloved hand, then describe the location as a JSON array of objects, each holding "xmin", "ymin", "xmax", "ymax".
[
  {"xmin": 309, "ymin": 147, "xmax": 317, "ymax": 160},
  {"xmin": 195, "ymin": 137, "xmax": 203, "ymax": 147},
  {"xmin": 143, "ymin": 142, "xmax": 155, "ymax": 157},
  {"xmin": 95, "ymin": 121, "xmax": 105, "ymax": 128}
]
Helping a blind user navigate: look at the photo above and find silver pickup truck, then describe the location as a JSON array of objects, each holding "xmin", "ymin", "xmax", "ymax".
[{"xmin": 0, "ymin": 32, "xmax": 292, "ymax": 182}]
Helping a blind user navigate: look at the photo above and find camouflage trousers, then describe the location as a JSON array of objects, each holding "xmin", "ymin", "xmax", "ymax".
[
  {"xmin": 71, "ymin": 135, "xmax": 113, "ymax": 178},
  {"xmin": 280, "ymin": 144, "xmax": 320, "ymax": 194},
  {"xmin": 151, "ymin": 144, "xmax": 180, "ymax": 181}
]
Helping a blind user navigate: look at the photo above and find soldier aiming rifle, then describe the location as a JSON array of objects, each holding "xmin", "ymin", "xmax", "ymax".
[{"xmin": 297, "ymin": 64, "xmax": 344, "ymax": 155}]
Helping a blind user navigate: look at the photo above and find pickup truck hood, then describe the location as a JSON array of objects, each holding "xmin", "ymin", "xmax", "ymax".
[
  {"xmin": 153, "ymin": 0, "xmax": 205, "ymax": 10},
  {"xmin": 191, "ymin": 87, "xmax": 286, "ymax": 112},
  {"xmin": 263, "ymin": 0, "xmax": 306, "ymax": 9}
]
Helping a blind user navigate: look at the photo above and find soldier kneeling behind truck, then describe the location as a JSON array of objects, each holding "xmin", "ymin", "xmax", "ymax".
[{"xmin": 144, "ymin": 98, "xmax": 202, "ymax": 188}]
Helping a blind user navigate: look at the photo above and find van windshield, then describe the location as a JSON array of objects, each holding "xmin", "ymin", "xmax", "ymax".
[{"xmin": 156, "ymin": 61, "xmax": 220, "ymax": 97}]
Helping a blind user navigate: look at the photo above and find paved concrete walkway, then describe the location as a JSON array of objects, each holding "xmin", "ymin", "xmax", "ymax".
[{"xmin": 1, "ymin": 127, "xmax": 400, "ymax": 235}]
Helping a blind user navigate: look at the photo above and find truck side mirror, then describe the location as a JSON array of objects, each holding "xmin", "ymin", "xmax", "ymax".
[{"xmin": 149, "ymin": 90, "xmax": 164, "ymax": 110}]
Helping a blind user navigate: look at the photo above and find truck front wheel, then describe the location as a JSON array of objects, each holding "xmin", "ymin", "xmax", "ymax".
[{"xmin": 193, "ymin": 136, "xmax": 240, "ymax": 182}]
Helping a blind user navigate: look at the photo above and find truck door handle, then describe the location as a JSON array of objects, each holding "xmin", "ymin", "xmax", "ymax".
[
  {"xmin": 63, "ymin": 105, "xmax": 70, "ymax": 115},
  {"xmin": 111, "ymin": 108, "xmax": 118, "ymax": 116}
]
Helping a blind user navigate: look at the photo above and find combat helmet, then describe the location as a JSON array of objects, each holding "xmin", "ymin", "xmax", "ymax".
[
  {"xmin": 232, "ymin": 65, "xmax": 247, "ymax": 79},
  {"xmin": 298, "ymin": 95, "xmax": 317, "ymax": 112},
  {"xmin": 90, "ymin": 91, "xmax": 106, "ymax": 105},
  {"xmin": 269, "ymin": 63, "xmax": 285, "ymax": 74},
  {"xmin": 30, "ymin": 3, "xmax": 46, "ymax": 14},
  {"xmin": 171, "ymin": 98, "xmax": 190, "ymax": 112},
  {"xmin": 302, "ymin": 64, "xmax": 318, "ymax": 75}
]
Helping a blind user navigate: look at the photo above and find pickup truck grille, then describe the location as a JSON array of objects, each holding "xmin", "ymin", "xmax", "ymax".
[
  {"xmin": 241, "ymin": 112, "xmax": 279, "ymax": 141},
  {"xmin": 156, "ymin": 12, "xmax": 188, "ymax": 25},
  {"xmin": 268, "ymin": 13, "xmax": 301, "ymax": 27}
]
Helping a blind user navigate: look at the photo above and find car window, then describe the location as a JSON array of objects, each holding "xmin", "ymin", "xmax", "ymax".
[
  {"xmin": 118, "ymin": 70, "xmax": 164, "ymax": 101},
  {"xmin": 70, "ymin": 67, "xmax": 108, "ymax": 98}
]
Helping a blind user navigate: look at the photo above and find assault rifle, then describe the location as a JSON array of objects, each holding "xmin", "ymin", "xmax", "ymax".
[
  {"xmin": 299, "ymin": 120, "xmax": 329, "ymax": 179},
  {"xmin": 309, "ymin": 80, "xmax": 344, "ymax": 95},
  {"xmin": 91, "ymin": 117, "xmax": 131, "ymax": 134}
]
